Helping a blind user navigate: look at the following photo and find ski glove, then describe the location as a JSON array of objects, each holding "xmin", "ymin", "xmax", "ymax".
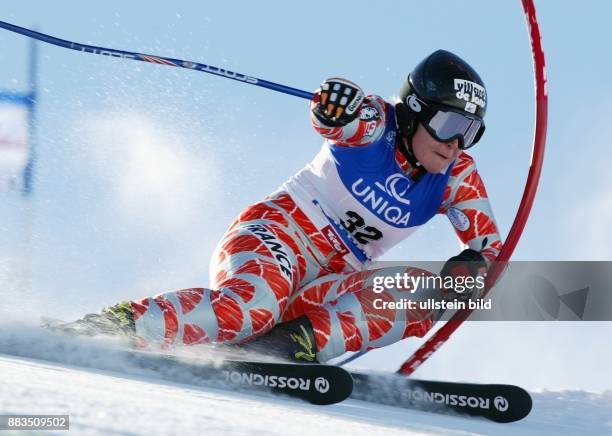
[
  {"xmin": 312, "ymin": 78, "xmax": 365, "ymax": 127},
  {"xmin": 439, "ymin": 248, "xmax": 488, "ymax": 301}
]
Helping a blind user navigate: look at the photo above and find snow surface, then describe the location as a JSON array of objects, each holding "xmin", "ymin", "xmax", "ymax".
[{"xmin": 1, "ymin": 324, "xmax": 611, "ymax": 436}]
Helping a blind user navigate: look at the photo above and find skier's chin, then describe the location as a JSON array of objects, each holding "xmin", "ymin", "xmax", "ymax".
[{"xmin": 421, "ymin": 155, "xmax": 452, "ymax": 174}]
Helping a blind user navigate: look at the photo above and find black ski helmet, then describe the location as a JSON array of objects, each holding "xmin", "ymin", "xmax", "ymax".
[{"xmin": 396, "ymin": 49, "xmax": 487, "ymax": 149}]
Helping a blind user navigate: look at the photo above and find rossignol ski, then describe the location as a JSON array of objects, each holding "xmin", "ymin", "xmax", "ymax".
[
  {"xmin": 350, "ymin": 372, "xmax": 532, "ymax": 423},
  {"xmin": 120, "ymin": 350, "xmax": 354, "ymax": 405}
]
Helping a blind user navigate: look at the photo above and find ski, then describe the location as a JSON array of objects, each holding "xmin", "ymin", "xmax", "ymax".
[
  {"xmin": 118, "ymin": 350, "xmax": 354, "ymax": 405},
  {"xmin": 9, "ymin": 322, "xmax": 354, "ymax": 406},
  {"xmin": 349, "ymin": 372, "xmax": 532, "ymax": 423}
]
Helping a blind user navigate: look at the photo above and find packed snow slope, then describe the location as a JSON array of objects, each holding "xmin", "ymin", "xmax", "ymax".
[{"xmin": 0, "ymin": 325, "xmax": 611, "ymax": 435}]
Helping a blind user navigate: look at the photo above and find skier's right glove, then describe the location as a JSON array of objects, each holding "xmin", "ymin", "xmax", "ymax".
[
  {"xmin": 439, "ymin": 248, "xmax": 488, "ymax": 302},
  {"xmin": 312, "ymin": 78, "xmax": 365, "ymax": 127}
]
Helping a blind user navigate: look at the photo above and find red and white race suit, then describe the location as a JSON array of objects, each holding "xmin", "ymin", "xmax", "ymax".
[{"xmin": 130, "ymin": 95, "xmax": 502, "ymax": 361}]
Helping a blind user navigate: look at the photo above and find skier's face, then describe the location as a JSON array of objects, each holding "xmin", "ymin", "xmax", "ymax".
[{"xmin": 411, "ymin": 123, "xmax": 461, "ymax": 173}]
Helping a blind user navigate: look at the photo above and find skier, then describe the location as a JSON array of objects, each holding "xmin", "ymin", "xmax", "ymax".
[{"xmin": 58, "ymin": 50, "xmax": 501, "ymax": 363}]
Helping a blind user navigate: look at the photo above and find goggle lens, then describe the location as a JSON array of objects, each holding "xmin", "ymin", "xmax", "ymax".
[{"xmin": 426, "ymin": 110, "xmax": 483, "ymax": 149}]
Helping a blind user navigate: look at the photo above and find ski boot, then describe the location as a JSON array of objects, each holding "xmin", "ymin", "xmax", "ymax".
[
  {"xmin": 241, "ymin": 316, "xmax": 319, "ymax": 363},
  {"xmin": 46, "ymin": 301, "xmax": 136, "ymax": 339}
]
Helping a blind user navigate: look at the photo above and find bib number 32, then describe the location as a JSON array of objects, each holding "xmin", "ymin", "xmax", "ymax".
[{"xmin": 341, "ymin": 211, "xmax": 383, "ymax": 244}]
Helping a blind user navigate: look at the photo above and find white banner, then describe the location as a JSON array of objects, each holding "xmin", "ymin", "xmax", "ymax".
[{"xmin": 0, "ymin": 101, "xmax": 30, "ymax": 192}]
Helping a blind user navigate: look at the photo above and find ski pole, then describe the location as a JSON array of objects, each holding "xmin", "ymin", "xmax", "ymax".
[{"xmin": 0, "ymin": 21, "xmax": 314, "ymax": 101}]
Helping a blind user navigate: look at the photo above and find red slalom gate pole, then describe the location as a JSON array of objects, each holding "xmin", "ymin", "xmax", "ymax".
[{"xmin": 397, "ymin": 0, "xmax": 548, "ymax": 376}]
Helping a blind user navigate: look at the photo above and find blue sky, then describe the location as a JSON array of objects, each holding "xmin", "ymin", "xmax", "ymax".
[{"xmin": 1, "ymin": 1, "xmax": 611, "ymax": 390}]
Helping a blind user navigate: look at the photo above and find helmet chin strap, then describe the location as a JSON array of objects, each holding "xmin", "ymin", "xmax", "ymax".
[
  {"xmin": 398, "ymin": 135, "xmax": 420, "ymax": 166},
  {"xmin": 394, "ymin": 103, "xmax": 427, "ymax": 179}
]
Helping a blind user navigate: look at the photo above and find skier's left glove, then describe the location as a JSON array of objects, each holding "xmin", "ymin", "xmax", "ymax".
[
  {"xmin": 439, "ymin": 248, "xmax": 488, "ymax": 301},
  {"xmin": 312, "ymin": 78, "xmax": 365, "ymax": 127}
]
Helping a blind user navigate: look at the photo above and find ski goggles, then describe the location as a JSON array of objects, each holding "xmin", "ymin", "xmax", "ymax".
[{"xmin": 418, "ymin": 107, "xmax": 485, "ymax": 150}]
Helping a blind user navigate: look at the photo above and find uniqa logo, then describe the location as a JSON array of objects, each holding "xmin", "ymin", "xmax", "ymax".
[
  {"xmin": 493, "ymin": 396, "xmax": 509, "ymax": 412},
  {"xmin": 351, "ymin": 174, "xmax": 412, "ymax": 226},
  {"xmin": 379, "ymin": 173, "xmax": 412, "ymax": 206},
  {"xmin": 314, "ymin": 377, "xmax": 330, "ymax": 393}
]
